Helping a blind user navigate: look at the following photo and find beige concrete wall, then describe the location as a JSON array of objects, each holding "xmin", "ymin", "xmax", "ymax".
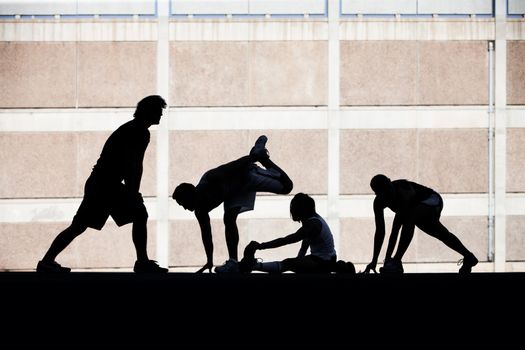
[
  {"xmin": 341, "ymin": 129, "xmax": 488, "ymax": 194},
  {"xmin": 341, "ymin": 41, "xmax": 488, "ymax": 106},
  {"xmin": 0, "ymin": 131, "xmax": 156, "ymax": 198},
  {"xmin": 507, "ymin": 41, "xmax": 525, "ymax": 105},
  {"xmin": 418, "ymin": 41, "xmax": 488, "ymax": 105},
  {"xmin": 340, "ymin": 216, "xmax": 487, "ymax": 265},
  {"xmin": 0, "ymin": 42, "xmax": 76, "ymax": 108},
  {"xmin": 0, "ymin": 20, "xmax": 522, "ymax": 270},
  {"xmin": 507, "ymin": 128, "xmax": 525, "ymax": 193},
  {"xmin": 77, "ymin": 42, "xmax": 157, "ymax": 107},
  {"xmin": 507, "ymin": 216, "xmax": 525, "ymax": 261},
  {"xmin": 170, "ymin": 41, "xmax": 328, "ymax": 107},
  {"xmin": 341, "ymin": 129, "xmax": 418, "ymax": 194},
  {"xmin": 0, "ymin": 221, "xmax": 156, "ymax": 270},
  {"xmin": 0, "ymin": 42, "xmax": 157, "ymax": 108},
  {"xmin": 169, "ymin": 130, "xmax": 328, "ymax": 196},
  {"xmin": 418, "ymin": 129, "xmax": 488, "ymax": 193},
  {"xmin": 341, "ymin": 41, "xmax": 419, "ymax": 106}
]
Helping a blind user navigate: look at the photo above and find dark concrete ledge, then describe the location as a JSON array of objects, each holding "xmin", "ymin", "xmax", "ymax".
[
  {"xmin": 2, "ymin": 271, "xmax": 523, "ymax": 309},
  {"xmin": 2, "ymin": 272, "xmax": 523, "ymax": 344}
]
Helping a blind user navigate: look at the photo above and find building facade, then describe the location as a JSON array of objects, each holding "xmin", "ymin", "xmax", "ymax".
[{"xmin": 0, "ymin": 0, "xmax": 524, "ymax": 272}]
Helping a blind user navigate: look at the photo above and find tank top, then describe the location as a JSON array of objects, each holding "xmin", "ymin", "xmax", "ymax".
[{"xmin": 306, "ymin": 214, "xmax": 336, "ymax": 261}]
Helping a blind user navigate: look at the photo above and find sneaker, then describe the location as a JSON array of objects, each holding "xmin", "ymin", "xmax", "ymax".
[
  {"xmin": 379, "ymin": 258, "xmax": 404, "ymax": 274},
  {"xmin": 334, "ymin": 260, "xmax": 356, "ymax": 274},
  {"xmin": 36, "ymin": 260, "xmax": 71, "ymax": 273},
  {"xmin": 133, "ymin": 260, "xmax": 168, "ymax": 273},
  {"xmin": 458, "ymin": 253, "xmax": 478, "ymax": 274},
  {"xmin": 214, "ymin": 259, "xmax": 240, "ymax": 273},
  {"xmin": 239, "ymin": 241, "xmax": 259, "ymax": 273},
  {"xmin": 250, "ymin": 135, "xmax": 269, "ymax": 161}
]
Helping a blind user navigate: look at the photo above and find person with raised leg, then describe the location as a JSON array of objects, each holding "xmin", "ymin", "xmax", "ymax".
[{"xmin": 173, "ymin": 135, "xmax": 293, "ymax": 273}]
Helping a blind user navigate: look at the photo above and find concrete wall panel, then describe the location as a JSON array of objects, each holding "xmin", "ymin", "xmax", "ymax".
[
  {"xmin": 507, "ymin": 216, "xmax": 525, "ymax": 261},
  {"xmin": 507, "ymin": 41, "xmax": 525, "ymax": 105},
  {"xmin": 250, "ymin": 41, "xmax": 327, "ymax": 106},
  {"xmin": 341, "ymin": 41, "xmax": 419, "ymax": 106},
  {"xmin": 0, "ymin": 133, "xmax": 79, "ymax": 198},
  {"xmin": 507, "ymin": 128, "xmax": 525, "ymax": 193},
  {"xmin": 418, "ymin": 129, "xmax": 488, "ymax": 193},
  {"xmin": 418, "ymin": 41, "xmax": 488, "ymax": 105},
  {"xmin": 170, "ymin": 42, "xmax": 250, "ymax": 107},
  {"xmin": 170, "ymin": 41, "xmax": 327, "ymax": 107},
  {"xmin": 77, "ymin": 42, "xmax": 157, "ymax": 107},
  {"xmin": 0, "ymin": 42, "xmax": 76, "ymax": 108},
  {"xmin": 341, "ymin": 129, "xmax": 418, "ymax": 194},
  {"xmin": 341, "ymin": 41, "xmax": 488, "ymax": 106}
]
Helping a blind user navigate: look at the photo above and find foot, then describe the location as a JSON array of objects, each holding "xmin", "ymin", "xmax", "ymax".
[
  {"xmin": 334, "ymin": 260, "xmax": 356, "ymax": 274},
  {"xmin": 458, "ymin": 253, "xmax": 478, "ymax": 274},
  {"xmin": 214, "ymin": 259, "xmax": 240, "ymax": 273},
  {"xmin": 379, "ymin": 258, "xmax": 404, "ymax": 274},
  {"xmin": 250, "ymin": 135, "xmax": 269, "ymax": 161},
  {"xmin": 239, "ymin": 241, "xmax": 259, "ymax": 273},
  {"xmin": 133, "ymin": 260, "xmax": 168, "ymax": 273},
  {"xmin": 36, "ymin": 260, "xmax": 71, "ymax": 273}
]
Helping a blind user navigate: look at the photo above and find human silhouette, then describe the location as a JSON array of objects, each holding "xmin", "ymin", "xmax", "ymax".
[
  {"xmin": 363, "ymin": 174, "xmax": 478, "ymax": 274},
  {"xmin": 37, "ymin": 95, "xmax": 168, "ymax": 273},
  {"xmin": 238, "ymin": 192, "xmax": 343, "ymax": 274},
  {"xmin": 172, "ymin": 135, "xmax": 293, "ymax": 273}
]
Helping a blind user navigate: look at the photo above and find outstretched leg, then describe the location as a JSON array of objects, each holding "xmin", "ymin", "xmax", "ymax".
[
  {"xmin": 417, "ymin": 219, "xmax": 478, "ymax": 273},
  {"xmin": 37, "ymin": 219, "xmax": 87, "ymax": 272},
  {"xmin": 418, "ymin": 220, "xmax": 471, "ymax": 256},
  {"xmin": 415, "ymin": 198, "xmax": 478, "ymax": 273},
  {"xmin": 42, "ymin": 220, "xmax": 87, "ymax": 263}
]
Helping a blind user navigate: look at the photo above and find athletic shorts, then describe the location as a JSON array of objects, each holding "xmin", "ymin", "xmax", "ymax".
[
  {"xmin": 72, "ymin": 175, "xmax": 148, "ymax": 230},
  {"xmin": 224, "ymin": 164, "xmax": 284, "ymax": 213}
]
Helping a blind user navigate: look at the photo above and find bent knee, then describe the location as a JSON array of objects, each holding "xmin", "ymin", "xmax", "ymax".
[{"xmin": 278, "ymin": 180, "xmax": 293, "ymax": 195}]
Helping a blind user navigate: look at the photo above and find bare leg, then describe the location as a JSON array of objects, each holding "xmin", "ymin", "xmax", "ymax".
[
  {"xmin": 418, "ymin": 220, "xmax": 471, "ymax": 256},
  {"xmin": 131, "ymin": 210, "xmax": 168, "ymax": 273},
  {"xmin": 42, "ymin": 220, "xmax": 87, "ymax": 262}
]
